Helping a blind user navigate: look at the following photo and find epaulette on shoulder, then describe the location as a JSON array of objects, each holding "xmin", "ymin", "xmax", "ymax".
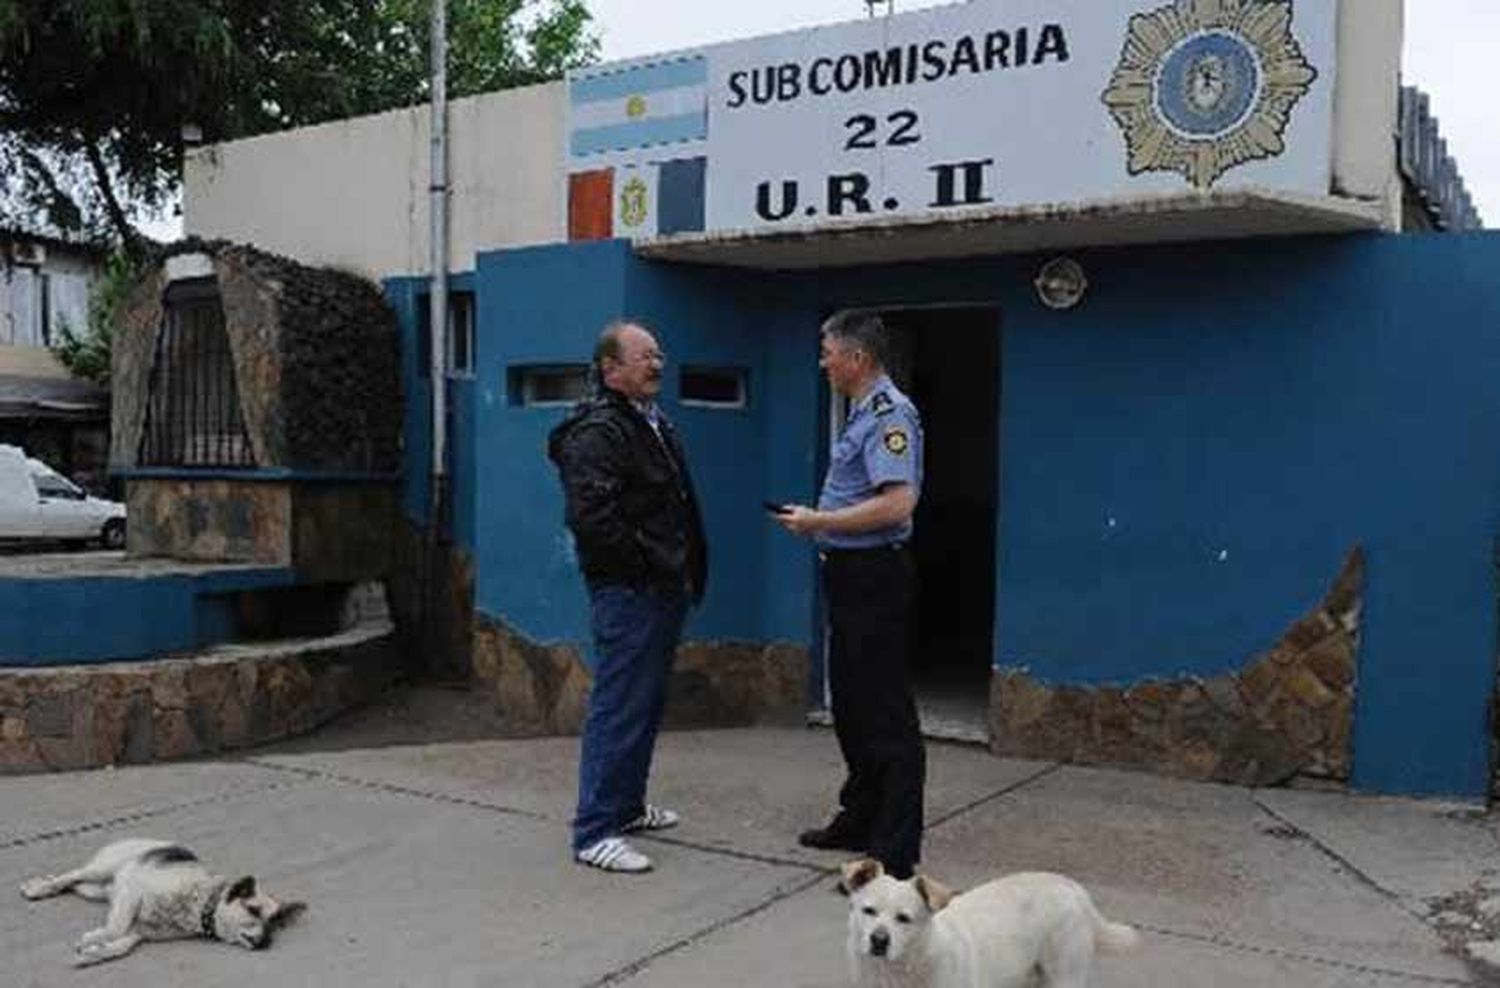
[{"xmin": 870, "ymin": 391, "xmax": 896, "ymax": 416}]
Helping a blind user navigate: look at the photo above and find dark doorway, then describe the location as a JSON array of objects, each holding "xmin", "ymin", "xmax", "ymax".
[{"xmin": 883, "ymin": 306, "xmax": 1001, "ymax": 741}]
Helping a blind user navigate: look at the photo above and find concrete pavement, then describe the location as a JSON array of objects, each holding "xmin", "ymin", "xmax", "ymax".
[{"xmin": 0, "ymin": 688, "xmax": 1492, "ymax": 987}]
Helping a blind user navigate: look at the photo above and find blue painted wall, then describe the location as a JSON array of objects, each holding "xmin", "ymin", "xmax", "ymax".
[
  {"xmin": 465, "ymin": 241, "xmax": 823, "ymax": 644},
  {"xmin": 0, "ymin": 567, "xmax": 293, "ymax": 666},
  {"xmin": 988, "ymin": 235, "xmax": 1500, "ymax": 799},
  {"xmin": 387, "ymin": 272, "xmax": 478, "ymax": 547},
  {"xmin": 412, "ymin": 231, "xmax": 1500, "ymax": 799}
]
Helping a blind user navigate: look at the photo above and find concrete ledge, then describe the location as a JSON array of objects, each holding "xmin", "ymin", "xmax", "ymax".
[
  {"xmin": 0, "ymin": 620, "xmax": 399, "ymax": 773},
  {"xmin": 472, "ymin": 613, "xmax": 809, "ymax": 735},
  {"xmin": 0, "ymin": 555, "xmax": 294, "ymax": 667},
  {"xmin": 637, "ymin": 188, "xmax": 1386, "ymax": 269}
]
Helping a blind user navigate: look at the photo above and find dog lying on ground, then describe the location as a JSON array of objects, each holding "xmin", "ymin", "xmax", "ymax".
[
  {"xmin": 20, "ymin": 838, "xmax": 305, "ymax": 967},
  {"xmin": 839, "ymin": 858, "xmax": 1140, "ymax": 988}
]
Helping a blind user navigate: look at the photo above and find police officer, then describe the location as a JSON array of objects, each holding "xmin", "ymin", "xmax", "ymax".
[{"xmin": 774, "ymin": 311, "xmax": 925, "ymax": 879}]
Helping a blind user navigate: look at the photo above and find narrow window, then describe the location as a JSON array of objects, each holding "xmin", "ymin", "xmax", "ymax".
[
  {"xmin": 448, "ymin": 291, "xmax": 475, "ymax": 376},
  {"xmin": 680, "ymin": 366, "xmax": 748, "ymax": 409},
  {"xmin": 416, "ymin": 290, "xmax": 476, "ymax": 378},
  {"xmin": 508, "ymin": 365, "xmax": 591, "ymax": 407},
  {"xmin": 38, "ymin": 272, "xmax": 51, "ymax": 347}
]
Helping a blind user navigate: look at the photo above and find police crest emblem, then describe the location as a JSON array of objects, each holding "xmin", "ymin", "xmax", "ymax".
[
  {"xmin": 883, "ymin": 427, "xmax": 909, "ymax": 456},
  {"xmin": 618, "ymin": 175, "xmax": 651, "ymax": 230},
  {"xmin": 1102, "ymin": 0, "xmax": 1317, "ymax": 189}
]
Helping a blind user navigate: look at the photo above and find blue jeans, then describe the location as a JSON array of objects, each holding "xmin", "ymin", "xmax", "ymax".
[{"xmin": 572, "ymin": 584, "xmax": 689, "ymax": 853}]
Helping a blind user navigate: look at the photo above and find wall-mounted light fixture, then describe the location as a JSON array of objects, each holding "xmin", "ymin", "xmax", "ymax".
[{"xmin": 1034, "ymin": 257, "xmax": 1088, "ymax": 310}]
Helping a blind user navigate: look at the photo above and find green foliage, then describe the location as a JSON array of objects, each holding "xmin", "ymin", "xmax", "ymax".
[
  {"xmin": 53, "ymin": 250, "xmax": 140, "ymax": 384},
  {"xmin": 0, "ymin": 0, "xmax": 599, "ymax": 245}
]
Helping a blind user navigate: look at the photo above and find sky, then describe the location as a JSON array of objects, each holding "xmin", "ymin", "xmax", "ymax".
[{"xmin": 584, "ymin": 0, "xmax": 1497, "ymax": 226}]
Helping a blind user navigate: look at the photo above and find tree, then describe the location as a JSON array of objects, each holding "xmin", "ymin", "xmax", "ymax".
[
  {"xmin": 54, "ymin": 249, "xmax": 138, "ymax": 384},
  {"xmin": 0, "ymin": 0, "xmax": 599, "ymax": 249}
]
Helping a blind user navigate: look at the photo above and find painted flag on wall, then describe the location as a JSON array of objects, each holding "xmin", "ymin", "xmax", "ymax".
[
  {"xmin": 569, "ymin": 57, "xmax": 708, "ymax": 158},
  {"xmin": 568, "ymin": 169, "xmax": 614, "ymax": 241},
  {"xmin": 656, "ymin": 157, "xmax": 706, "ymax": 236},
  {"xmin": 613, "ymin": 165, "xmax": 659, "ymax": 238},
  {"xmin": 569, "ymin": 157, "xmax": 707, "ymax": 242}
]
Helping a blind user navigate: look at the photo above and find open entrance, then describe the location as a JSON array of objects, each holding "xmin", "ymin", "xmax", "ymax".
[{"xmin": 820, "ymin": 305, "xmax": 1001, "ymax": 742}]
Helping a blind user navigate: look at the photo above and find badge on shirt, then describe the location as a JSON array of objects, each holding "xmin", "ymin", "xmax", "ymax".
[{"xmin": 883, "ymin": 427, "xmax": 909, "ymax": 455}]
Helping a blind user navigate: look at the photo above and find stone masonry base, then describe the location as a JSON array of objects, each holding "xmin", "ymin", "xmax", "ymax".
[
  {"xmin": 990, "ymin": 548, "xmax": 1362, "ymax": 787},
  {"xmin": 0, "ymin": 620, "xmax": 399, "ymax": 773},
  {"xmin": 472, "ymin": 614, "xmax": 810, "ymax": 736}
]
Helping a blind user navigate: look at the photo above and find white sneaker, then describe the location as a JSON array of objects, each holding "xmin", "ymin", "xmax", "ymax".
[
  {"xmin": 622, "ymin": 804, "xmax": 680, "ymax": 834},
  {"xmin": 575, "ymin": 837, "xmax": 653, "ymax": 873}
]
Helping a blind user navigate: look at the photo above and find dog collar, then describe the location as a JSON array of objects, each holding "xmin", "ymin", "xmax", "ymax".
[{"xmin": 200, "ymin": 881, "xmax": 228, "ymax": 939}]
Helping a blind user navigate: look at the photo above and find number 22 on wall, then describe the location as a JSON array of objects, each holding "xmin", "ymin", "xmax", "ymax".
[{"xmin": 844, "ymin": 110, "xmax": 921, "ymax": 150}]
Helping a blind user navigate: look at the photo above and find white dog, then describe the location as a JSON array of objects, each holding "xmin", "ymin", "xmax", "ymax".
[
  {"xmin": 839, "ymin": 858, "xmax": 1140, "ymax": 988},
  {"xmin": 21, "ymin": 838, "xmax": 305, "ymax": 967}
]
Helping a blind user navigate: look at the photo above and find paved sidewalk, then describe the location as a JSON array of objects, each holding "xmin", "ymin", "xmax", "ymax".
[{"xmin": 0, "ymin": 691, "xmax": 1492, "ymax": 987}]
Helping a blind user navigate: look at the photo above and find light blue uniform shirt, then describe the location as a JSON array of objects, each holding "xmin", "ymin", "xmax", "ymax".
[{"xmin": 816, "ymin": 374, "xmax": 924, "ymax": 549}]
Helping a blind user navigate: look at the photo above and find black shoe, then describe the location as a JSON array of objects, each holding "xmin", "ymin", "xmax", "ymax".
[{"xmin": 797, "ymin": 819, "xmax": 870, "ymax": 852}]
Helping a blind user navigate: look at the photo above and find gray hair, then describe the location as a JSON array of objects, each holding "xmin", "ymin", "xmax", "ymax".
[
  {"xmin": 593, "ymin": 318, "xmax": 650, "ymax": 372},
  {"xmin": 821, "ymin": 310, "xmax": 889, "ymax": 369}
]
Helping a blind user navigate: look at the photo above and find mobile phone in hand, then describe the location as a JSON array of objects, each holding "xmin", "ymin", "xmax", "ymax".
[{"xmin": 762, "ymin": 500, "xmax": 792, "ymax": 515}]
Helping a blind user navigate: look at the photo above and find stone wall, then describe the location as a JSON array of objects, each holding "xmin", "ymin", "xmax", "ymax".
[
  {"xmin": 127, "ymin": 479, "xmax": 291, "ymax": 564},
  {"xmin": 111, "ymin": 240, "xmax": 401, "ymax": 474},
  {"xmin": 109, "ymin": 268, "xmax": 167, "ymax": 468},
  {"xmin": 290, "ymin": 483, "xmax": 395, "ymax": 582},
  {"xmin": 126, "ymin": 477, "xmax": 394, "ymax": 575},
  {"xmin": 213, "ymin": 248, "xmax": 284, "ymax": 466},
  {"xmin": 215, "ymin": 246, "xmax": 401, "ymax": 472},
  {"xmin": 990, "ymin": 548, "xmax": 1362, "ymax": 787},
  {"xmin": 0, "ymin": 620, "xmax": 397, "ymax": 774},
  {"xmin": 472, "ymin": 614, "xmax": 809, "ymax": 736}
]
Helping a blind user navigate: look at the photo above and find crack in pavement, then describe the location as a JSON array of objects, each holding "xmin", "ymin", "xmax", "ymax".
[
  {"xmin": 238, "ymin": 756, "xmax": 1464, "ymax": 985},
  {"xmin": 585, "ymin": 764, "xmax": 1067, "ymax": 985},
  {"xmin": 579, "ymin": 870, "xmax": 829, "ymax": 988},
  {"xmin": 0, "ymin": 780, "xmax": 305, "ymax": 853},
  {"xmin": 7, "ymin": 754, "xmax": 1459, "ymax": 985},
  {"xmin": 1138, "ymin": 922, "xmax": 1474, "ymax": 985},
  {"xmin": 1251, "ymin": 794, "xmax": 1432, "ymax": 925},
  {"xmin": 924, "ymin": 761, "xmax": 1062, "ymax": 830},
  {"xmin": 1252, "ymin": 794, "xmax": 1493, "ymax": 984},
  {"xmin": 243, "ymin": 757, "xmax": 551, "ymax": 822},
  {"xmin": 247, "ymin": 757, "xmax": 834, "ymax": 874}
]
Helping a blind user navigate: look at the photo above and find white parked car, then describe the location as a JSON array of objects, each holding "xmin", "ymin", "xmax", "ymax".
[{"xmin": 0, "ymin": 444, "xmax": 126, "ymax": 549}]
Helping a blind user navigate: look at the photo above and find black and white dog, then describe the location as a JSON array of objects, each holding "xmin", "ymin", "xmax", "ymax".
[{"xmin": 21, "ymin": 839, "xmax": 305, "ymax": 967}]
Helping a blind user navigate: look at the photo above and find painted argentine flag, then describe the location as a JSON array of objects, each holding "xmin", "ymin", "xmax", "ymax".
[{"xmin": 569, "ymin": 57, "xmax": 708, "ymax": 158}]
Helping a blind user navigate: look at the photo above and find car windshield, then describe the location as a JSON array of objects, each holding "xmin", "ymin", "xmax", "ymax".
[{"xmin": 27, "ymin": 460, "xmax": 82, "ymax": 498}]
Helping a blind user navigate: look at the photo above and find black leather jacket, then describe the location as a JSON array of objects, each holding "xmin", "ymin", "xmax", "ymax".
[{"xmin": 547, "ymin": 387, "xmax": 708, "ymax": 601}]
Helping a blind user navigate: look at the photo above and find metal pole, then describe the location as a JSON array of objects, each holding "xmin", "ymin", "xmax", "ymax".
[
  {"xmin": 420, "ymin": 0, "xmax": 451, "ymax": 678},
  {"xmin": 429, "ymin": 0, "xmax": 449, "ymax": 518}
]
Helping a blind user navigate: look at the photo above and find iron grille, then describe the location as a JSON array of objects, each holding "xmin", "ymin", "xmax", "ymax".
[{"xmin": 138, "ymin": 279, "xmax": 255, "ymax": 467}]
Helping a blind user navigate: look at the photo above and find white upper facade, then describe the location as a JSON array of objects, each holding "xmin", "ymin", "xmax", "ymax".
[{"xmin": 184, "ymin": 0, "xmax": 1402, "ymax": 278}]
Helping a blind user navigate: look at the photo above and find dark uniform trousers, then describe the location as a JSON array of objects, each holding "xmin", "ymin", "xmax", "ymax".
[{"xmin": 822, "ymin": 543, "xmax": 925, "ymax": 877}]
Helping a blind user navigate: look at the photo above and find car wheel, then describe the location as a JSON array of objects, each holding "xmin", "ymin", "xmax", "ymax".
[{"xmin": 102, "ymin": 519, "xmax": 126, "ymax": 551}]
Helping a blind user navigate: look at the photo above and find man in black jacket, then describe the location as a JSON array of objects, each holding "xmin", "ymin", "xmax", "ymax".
[{"xmin": 547, "ymin": 319, "xmax": 708, "ymax": 873}]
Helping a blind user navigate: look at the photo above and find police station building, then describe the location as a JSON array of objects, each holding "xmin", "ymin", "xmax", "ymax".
[{"xmin": 182, "ymin": 0, "xmax": 1500, "ymax": 800}]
